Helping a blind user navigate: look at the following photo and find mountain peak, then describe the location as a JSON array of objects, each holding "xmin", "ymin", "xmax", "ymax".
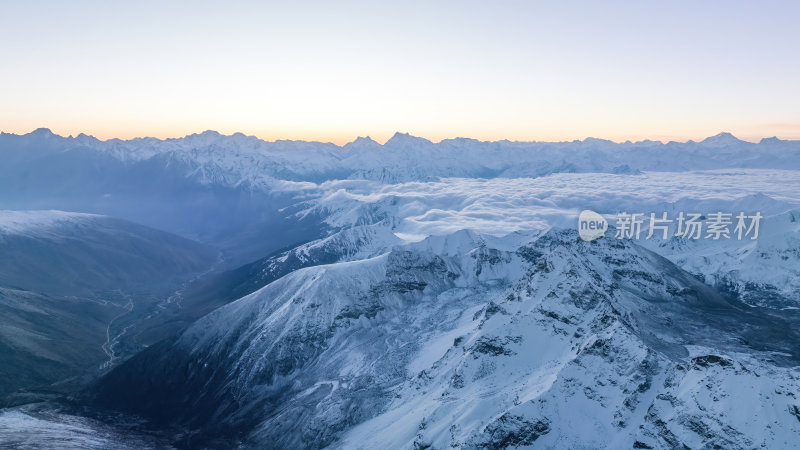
[
  {"xmin": 582, "ymin": 137, "xmax": 614, "ymax": 145},
  {"xmin": 74, "ymin": 132, "xmax": 100, "ymax": 144},
  {"xmin": 343, "ymin": 136, "xmax": 381, "ymax": 151},
  {"xmin": 700, "ymin": 132, "xmax": 743, "ymax": 146},
  {"xmin": 29, "ymin": 127, "xmax": 55, "ymax": 137},
  {"xmin": 352, "ymin": 136, "xmax": 379, "ymax": 145},
  {"xmin": 180, "ymin": 130, "xmax": 224, "ymax": 145},
  {"xmin": 384, "ymin": 132, "xmax": 432, "ymax": 148},
  {"xmin": 759, "ymin": 136, "xmax": 783, "ymax": 144}
]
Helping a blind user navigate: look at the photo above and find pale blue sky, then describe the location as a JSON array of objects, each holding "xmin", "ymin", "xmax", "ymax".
[{"xmin": 1, "ymin": 0, "xmax": 798, "ymax": 143}]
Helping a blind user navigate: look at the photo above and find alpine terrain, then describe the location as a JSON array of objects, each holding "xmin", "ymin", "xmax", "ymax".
[{"xmin": 0, "ymin": 130, "xmax": 799, "ymax": 449}]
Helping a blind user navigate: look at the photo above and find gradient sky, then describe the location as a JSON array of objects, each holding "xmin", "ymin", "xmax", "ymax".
[{"xmin": 1, "ymin": 0, "xmax": 799, "ymax": 144}]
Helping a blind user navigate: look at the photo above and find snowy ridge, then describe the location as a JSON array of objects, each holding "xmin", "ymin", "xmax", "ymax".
[
  {"xmin": 642, "ymin": 208, "xmax": 800, "ymax": 308},
  {"xmin": 0, "ymin": 404, "xmax": 163, "ymax": 449},
  {"xmin": 304, "ymin": 173, "xmax": 800, "ymax": 309},
  {"xmin": 0, "ymin": 210, "xmax": 102, "ymax": 235},
  {"xmin": 92, "ymin": 227, "xmax": 800, "ymax": 448}
]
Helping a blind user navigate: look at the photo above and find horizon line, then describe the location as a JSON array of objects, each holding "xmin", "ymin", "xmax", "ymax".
[{"xmin": 1, "ymin": 127, "xmax": 793, "ymax": 147}]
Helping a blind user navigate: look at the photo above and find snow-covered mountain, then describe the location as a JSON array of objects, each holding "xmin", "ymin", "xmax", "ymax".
[
  {"xmin": 90, "ymin": 227, "xmax": 800, "ymax": 448},
  {"xmin": 308, "ymin": 173, "xmax": 800, "ymax": 312},
  {"xmin": 641, "ymin": 208, "xmax": 800, "ymax": 309},
  {"xmin": 3, "ymin": 130, "xmax": 800, "ymax": 448}
]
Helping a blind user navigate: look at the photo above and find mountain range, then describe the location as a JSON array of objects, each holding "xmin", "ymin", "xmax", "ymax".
[{"xmin": 0, "ymin": 130, "xmax": 799, "ymax": 448}]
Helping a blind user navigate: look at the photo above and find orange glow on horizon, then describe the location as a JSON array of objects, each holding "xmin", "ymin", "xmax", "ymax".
[{"xmin": 3, "ymin": 124, "xmax": 800, "ymax": 147}]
